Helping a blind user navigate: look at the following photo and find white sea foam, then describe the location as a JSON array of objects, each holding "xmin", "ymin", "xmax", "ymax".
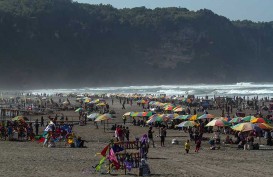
[{"xmin": 24, "ymin": 82, "xmax": 273, "ymax": 98}]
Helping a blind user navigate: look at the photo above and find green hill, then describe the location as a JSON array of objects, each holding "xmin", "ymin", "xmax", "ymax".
[{"xmin": 0, "ymin": 0, "xmax": 273, "ymax": 89}]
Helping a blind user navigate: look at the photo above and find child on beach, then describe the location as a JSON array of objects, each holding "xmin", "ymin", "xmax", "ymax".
[{"xmin": 185, "ymin": 139, "xmax": 190, "ymax": 154}]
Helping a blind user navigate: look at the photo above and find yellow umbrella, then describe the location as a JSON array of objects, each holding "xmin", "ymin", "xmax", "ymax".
[
  {"xmin": 84, "ymin": 98, "xmax": 91, "ymax": 103},
  {"xmin": 97, "ymin": 103, "xmax": 106, "ymax": 106},
  {"xmin": 95, "ymin": 114, "xmax": 112, "ymax": 122},
  {"xmin": 189, "ymin": 114, "xmax": 197, "ymax": 121}
]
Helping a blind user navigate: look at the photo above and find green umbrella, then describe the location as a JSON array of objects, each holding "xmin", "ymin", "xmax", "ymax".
[
  {"xmin": 242, "ymin": 116, "xmax": 256, "ymax": 122},
  {"xmin": 174, "ymin": 115, "xmax": 192, "ymax": 120},
  {"xmin": 12, "ymin": 116, "xmax": 28, "ymax": 121},
  {"xmin": 229, "ymin": 117, "xmax": 242, "ymax": 123},
  {"xmin": 75, "ymin": 108, "xmax": 83, "ymax": 112},
  {"xmin": 177, "ymin": 121, "xmax": 197, "ymax": 127}
]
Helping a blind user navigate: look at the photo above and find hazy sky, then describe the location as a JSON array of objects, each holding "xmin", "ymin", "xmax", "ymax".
[{"xmin": 75, "ymin": 0, "xmax": 273, "ymax": 22}]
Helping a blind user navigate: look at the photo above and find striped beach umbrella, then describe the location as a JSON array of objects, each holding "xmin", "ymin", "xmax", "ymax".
[
  {"xmin": 229, "ymin": 117, "xmax": 242, "ymax": 123},
  {"xmin": 251, "ymin": 118, "xmax": 270, "ymax": 124},
  {"xmin": 231, "ymin": 122, "xmax": 258, "ymax": 132},
  {"xmin": 87, "ymin": 113, "xmax": 101, "ymax": 120},
  {"xmin": 174, "ymin": 115, "xmax": 192, "ymax": 120},
  {"xmin": 255, "ymin": 123, "xmax": 273, "ymax": 130},
  {"xmin": 95, "ymin": 114, "xmax": 112, "ymax": 122},
  {"xmin": 173, "ymin": 107, "xmax": 185, "ymax": 112},
  {"xmin": 198, "ymin": 114, "xmax": 214, "ymax": 119},
  {"xmin": 177, "ymin": 121, "xmax": 197, "ymax": 128},
  {"xmin": 206, "ymin": 118, "xmax": 230, "ymax": 127},
  {"xmin": 147, "ymin": 115, "xmax": 168, "ymax": 123},
  {"xmin": 242, "ymin": 116, "xmax": 256, "ymax": 122}
]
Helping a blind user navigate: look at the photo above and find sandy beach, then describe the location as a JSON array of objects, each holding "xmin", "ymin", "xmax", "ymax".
[{"xmin": 1, "ymin": 95, "xmax": 273, "ymax": 177}]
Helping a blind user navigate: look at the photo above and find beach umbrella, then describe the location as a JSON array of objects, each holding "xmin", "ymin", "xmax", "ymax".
[
  {"xmin": 255, "ymin": 123, "xmax": 273, "ymax": 130},
  {"xmin": 251, "ymin": 118, "xmax": 270, "ymax": 124},
  {"xmin": 177, "ymin": 121, "xmax": 197, "ymax": 128},
  {"xmin": 164, "ymin": 106, "xmax": 174, "ymax": 111},
  {"xmin": 123, "ymin": 112, "xmax": 132, "ymax": 116},
  {"xmin": 142, "ymin": 112, "xmax": 153, "ymax": 117},
  {"xmin": 12, "ymin": 116, "xmax": 28, "ymax": 121},
  {"xmin": 206, "ymin": 119, "xmax": 230, "ymax": 127},
  {"xmin": 130, "ymin": 112, "xmax": 143, "ymax": 117},
  {"xmin": 97, "ymin": 102, "xmax": 106, "ymax": 106},
  {"xmin": 75, "ymin": 108, "xmax": 83, "ymax": 112},
  {"xmin": 173, "ymin": 105, "xmax": 182, "ymax": 110},
  {"xmin": 95, "ymin": 114, "xmax": 112, "ymax": 122},
  {"xmin": 87, "ymin": 113, "xmax": 100, "ymax": 120},
  {"xmin": 242, "ymin": 116, "xmax": 256, "ymax": 122},
  {"xmin": 231, "ymin": 122, "xmax": 258, "ymax": 132},
  {"xmin": 174, "ymin": 115, "xmax": 192, "ymax": 120},
  {"xmin": 161, "ymin": 113, "xmax": 179, "ymax": 119},
  {"xmin": 147, "ymin": 114, "xmax": 169, "ymax": 123},
  {"xmin": 163, "ymin": 103, "xmax": 174, "ymax": 108},
  {"xmin": 214, "ymin": 117, "xmax": 229, "ymax": 121},
  {"xmin": 84, "ymin": 98, "xmax": 91, "ymax": 103},
  {"xmin": 229, "ymin": 117, "xmax": 242, "ymax": 123},
  {"xmin": 189, "ymin": 114, "xmax": 197, "ymax": 121},
  {"xmin": 198, "ymin": 114, "xmax": 214, "ymax": 119},
  {"xmin": 94, "ymin": 98, "xmax": 105, "ymax": 103},
  {"xmin": 173, "ymin": 107, "xmax": 185, "ymax": 112}
]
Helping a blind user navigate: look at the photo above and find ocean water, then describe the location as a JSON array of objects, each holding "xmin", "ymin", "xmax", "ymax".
[{"xmin": 26, "ymin": 82, "xmax": 273, "ymax": 98}]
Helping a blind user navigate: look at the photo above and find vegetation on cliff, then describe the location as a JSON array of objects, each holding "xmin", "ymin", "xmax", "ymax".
[{"xmin": 0, "ymin": 0, "xmax": 272, "ymax": 89}]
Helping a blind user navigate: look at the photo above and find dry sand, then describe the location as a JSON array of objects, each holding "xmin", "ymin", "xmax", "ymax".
[{"xmin": 1, "ymin": 98, "xmax": 273, "ymax": 177}]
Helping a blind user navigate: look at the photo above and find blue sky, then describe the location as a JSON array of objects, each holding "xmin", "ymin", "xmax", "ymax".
[{"xmin": 75, "ymin": 0, "xmax": 273, "ymax": 22}]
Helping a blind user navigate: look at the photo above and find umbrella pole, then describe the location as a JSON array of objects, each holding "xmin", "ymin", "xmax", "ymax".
[{"xmin": 104, "ymin": 121, "xmax": 105, "ymax": 132}]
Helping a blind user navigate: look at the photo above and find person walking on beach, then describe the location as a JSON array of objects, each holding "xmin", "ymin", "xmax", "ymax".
[
  {"xmin": 125, "ymin": 127, "xmax": 130, "ymax": 141},
  {"xmin": 123, "ymin": 116, "xmax": 127, "ymax": 125},
  {"xmin": 195, "ymin": 138, "xmax": 201, "ymax": 153},
  {"xmin": 34, "ymin": 119, "xmax": 39, "ymax": 136},
  {"xmin": 159, "ymin": 127, "xmax": 166, "ymax": 147},
  {"xmin": 148, "ymin": 127, "xmax": 155, "ymax": 147},
  {"xmin": 122, "ymin": 100, "xmax": 125, "ymax": 109},
  {"xmin": 40, "ymin": 116, "xmax": 44, "ymax": 127},
  {"xmin": 185, "ymin": 139, "xmax": 190, "ymax": 154}
]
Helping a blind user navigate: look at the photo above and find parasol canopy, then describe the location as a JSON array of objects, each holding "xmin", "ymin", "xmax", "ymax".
[
  {"xmin": 12, "ymin": 116, "xmax": 29, "ymax": 121},
  {"xmin": 177, "ymin": 121, "xmax": 197, "ymax": 128},
  {"xmin": 95, "ymin": 114, "xmax": 112, "ymax": 122},
  {"xmin": 198, "ymin": 114, "xmax": 214, "ymax": 119},
  {"xmin": 206, "ymin": 118, "xmax": 230, "ymax": 127}
]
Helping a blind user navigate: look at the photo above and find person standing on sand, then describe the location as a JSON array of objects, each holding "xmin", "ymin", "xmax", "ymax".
[
  {"xmin": 148, "ymin": 127, "xmax": 155, "ymax": 147},
  {"xmin": 122, "ymin": 100, "xmax": 125, "ymax": 109},
  {"xmin": 159, "ymin": 127, "xmax": 166, "ymax": 147},
  {"xmin": 185, "ymin": 139, "xmax": 190, "ymax": 154},
  {"xmin": 123, "ymin": 116, "xmax": 127, "ymax": 125},
  {"xmin": 34, "ymin": 119, "xmax": 39, "ymax": 136},
  {"xmin": 195, "ymin": 138, "xmax": 201, "ymax": 153},
  {"xmin": 40, "ymin": 116, "xmax": 44, "ymax": 127}
]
